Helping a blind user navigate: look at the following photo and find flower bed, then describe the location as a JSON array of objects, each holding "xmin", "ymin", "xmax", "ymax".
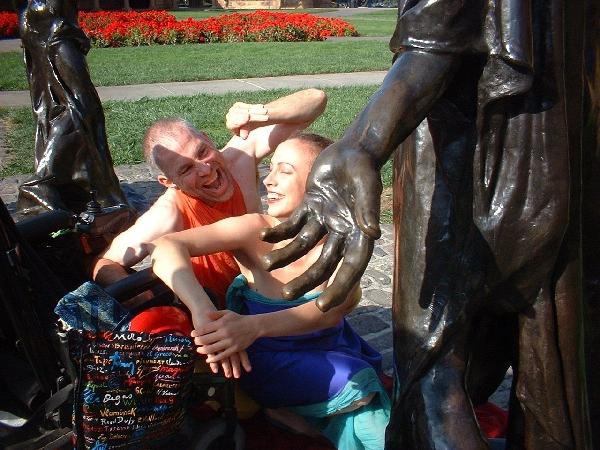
[
  {"xmin": 0, "ymin": 12, "xmax": 18, "ymax": 38},
  {"xmin": 0, "ymin": 10, "xmax": 358, "ymax": 45}
]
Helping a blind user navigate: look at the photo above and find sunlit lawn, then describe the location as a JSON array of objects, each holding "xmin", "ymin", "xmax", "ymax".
[
  {"xmin": 0, "ymin": 85, "xmax": 395, "ymax": 221},
  {"xmin": 345, "ymin": 9, "xmax": 396, "ymax": 36},
  {"xmin": 0, "ymin": 8, "xmax": 397, "ymax": 90},
  {"xmin": 171, "ymin": 8, "xmax": 338, "ymax": 19},
  {"xmin": 0, "ymin": 85, "xmax": 392, "ymax": 183},
  {"xmin": 0, "ymin": 40, "xmax": 391, "ymax": 90},
  {"xmin": 0, "ymin": 9, "xmax": 397, "ymax": 220}
]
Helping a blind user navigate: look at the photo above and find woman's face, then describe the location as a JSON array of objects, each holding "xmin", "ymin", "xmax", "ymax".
[{"xmin": 263, "ymin": 139, "xmax": 313, "ymax": 219}]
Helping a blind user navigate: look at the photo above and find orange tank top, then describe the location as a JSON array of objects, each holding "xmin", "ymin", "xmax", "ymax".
[{"xmin": 173, "ymin": 182, "xmax": 247, "ymax": 308}]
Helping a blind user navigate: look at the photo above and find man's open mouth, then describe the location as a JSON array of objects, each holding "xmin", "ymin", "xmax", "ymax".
[{"xmin": 202, "ymin": 171, "xmax": 223, "ymax": 190}]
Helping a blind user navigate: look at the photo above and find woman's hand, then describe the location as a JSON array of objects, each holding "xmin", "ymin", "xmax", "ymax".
[
  {"xmin": 193, "ymin": 310, "xmax": 259, "ymax": 360},
  {"xmin": 204, "ymin": 351, "xmax": 251, "ymax": 379},
  {"xmin": 191, "ymin": 310, "xmax": 255, "ymax": 377}
]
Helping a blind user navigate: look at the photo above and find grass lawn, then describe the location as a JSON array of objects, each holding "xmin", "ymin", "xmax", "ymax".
[
  {"xmin": 0, "ymin": 84, "xmax": 393, "ymax": 184},
  {"xmin": 0, "ymin": 40, "xmax": 391, "ymax": 90},
  {"xmin": 0, "ymin": 85, "xmax": 395, "ymax": 222},
  {"xmin": 0, "ymin": 85, "xmax": 378, "ymax": 172},
  {"xmin": 345, "ymin": 9, "xmax": 396, "ymax": 36}
]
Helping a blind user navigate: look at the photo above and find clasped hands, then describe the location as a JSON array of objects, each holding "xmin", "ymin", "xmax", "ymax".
[
  {"xmin": 226, "ymin": 102, "xmax": 269, "ymax": 139},
  {"xmin": 191, "ymin": 310, "xmax": 255, "ymax": 379}
]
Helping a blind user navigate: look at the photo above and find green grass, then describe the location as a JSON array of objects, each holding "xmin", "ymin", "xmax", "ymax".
[
  {"xmin": 0, "ymin": 85, "xmax": 393, "ymax": 187},
  {"xmin": 345, "ymin": 10, "xmax": 396, "ymax": 36},
  {"xmin": 0, "ymin": 40, "xmax": 391, "ymax": 90},
  {"xmin": 0, "ymin": 85, "xmax": 394, "ymax": 221}
]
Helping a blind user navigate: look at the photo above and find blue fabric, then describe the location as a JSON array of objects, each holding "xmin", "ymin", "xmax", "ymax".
[
  {"xmin": 226, "ymin": 275, "xmax": 390, "ymax": 450},
  {"xmin": 292, "ymin": 367, "xmax": 391, "ymax": 450},
  {"xmin": 54, "ymin": 281, "xmax": 131, "ymax": 332}
]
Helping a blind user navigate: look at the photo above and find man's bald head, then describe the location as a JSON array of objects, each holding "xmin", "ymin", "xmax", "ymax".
[{"xmin": 142, "ymin": 118, "xmax": 209, "ymax": 178}]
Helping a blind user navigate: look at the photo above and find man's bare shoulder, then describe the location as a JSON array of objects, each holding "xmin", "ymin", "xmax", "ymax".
[{"xmin": 132, "ymin": 189, "xmax": 182, "ymax": 233}]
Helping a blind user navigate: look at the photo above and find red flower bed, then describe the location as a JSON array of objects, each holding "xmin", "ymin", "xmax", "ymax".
[
  {"xmin": 0, "ymin": 10, "xmax": 357, "ymax": 45},
  {"xmin": 78, "ymin": 10, "xmax": 358, "ymax": 47},
  {"xmin": 0, "ymin": 12, "xmax": 18, "ymax": 39}
]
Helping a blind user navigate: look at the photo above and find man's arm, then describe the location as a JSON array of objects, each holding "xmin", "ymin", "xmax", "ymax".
[
  {"xmin": 92, "ymin": 191, "xmax": 181, "ymax": 286},
  {"xmin": 224, "ymin": 88, "xmax": 327, "ymax": 160},
  {"xmin": 222, "ymin": 89, "xmax": 327, "ymax": 213},
  {"xmin": 262, "ymin": 50, "xmax": 460, "ymax": 311}
]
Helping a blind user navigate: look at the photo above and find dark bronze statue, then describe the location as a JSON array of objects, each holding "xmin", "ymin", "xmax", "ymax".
[
  {"xmin": 262, "ymin": 0, "xmax": 594, "ymax": 448},
  {"xmin": 584, "ymin": 0, "xmax": 600, "ymax": 446},
  {"xmin": 16, "ymin": 0, "xmax": 129, "ymax": 214}
]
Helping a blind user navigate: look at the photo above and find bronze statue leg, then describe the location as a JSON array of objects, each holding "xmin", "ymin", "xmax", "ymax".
[
  {"xmin": 386, "ymin": 326, "xmax": 490, "ymax": 449},
  {"xmin": 385, "ymin": 117, "xmax": 490, "ymax": 449}
]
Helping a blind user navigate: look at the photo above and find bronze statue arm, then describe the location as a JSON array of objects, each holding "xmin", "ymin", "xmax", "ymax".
[
  {"xmin": 345, "ymin": 50, "xmax": 459, "ymax": 169},
  {"xmin": 262, "ymin": 50, "xmax": 459, "ymax": 311}
]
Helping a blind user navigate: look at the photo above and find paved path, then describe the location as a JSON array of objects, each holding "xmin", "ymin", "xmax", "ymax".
[
  {"xmin": 0, "ymin": 71, "xmax": 387, "ymax": 107},
  {"xmin": 0, "ymin": 39, "xmax": 21, "ymax": 53}
]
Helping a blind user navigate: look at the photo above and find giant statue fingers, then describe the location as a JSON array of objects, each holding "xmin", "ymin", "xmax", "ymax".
[
  {"xmin": 282, "ymin": 232, "xmax": 345, "ymax": 299},
  {"xmin": 262, "ymin": 220, "xmax": 326, "ymax": 272},
  {"xmin": 260, "ymin": 203, "xmax": 309, "ymax": 244},
  {"xmin": 315, "ymin": 232, "xmax": 374, "ymax": 312}
]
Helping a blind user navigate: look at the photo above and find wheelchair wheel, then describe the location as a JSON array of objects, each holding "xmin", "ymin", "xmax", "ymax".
[{"xmin": 189, "ymin": 417, "xmax": 245, "ymax": 450}]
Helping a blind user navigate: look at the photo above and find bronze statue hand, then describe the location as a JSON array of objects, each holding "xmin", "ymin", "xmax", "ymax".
[{"xmin": 261, "ymin": 142, "xmax": 383, "ymax": 312}]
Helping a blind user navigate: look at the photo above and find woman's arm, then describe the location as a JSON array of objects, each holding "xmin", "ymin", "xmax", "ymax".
[
  {"xmin": 149, "ymin": 235, "xmax": 215, "ymax": 330},
  {"xmin": 149, "ymin": 213, "xmax": 267, "ymax": 322},
  {"xmin": 148, "ymin": 213, "xmax": 268, "ymax": 377},
  {"xmin": 224, "ymin": 88, "xmax": 328, "ymax": 160},
  {"xmin": 193, "ymin": 283, "xmax": 362, "ymax": 363}
]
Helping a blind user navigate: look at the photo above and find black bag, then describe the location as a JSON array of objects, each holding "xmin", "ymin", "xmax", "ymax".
[{"xmin": 69, "ymin": 330, "xmax": 195, "ymax": 449}]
